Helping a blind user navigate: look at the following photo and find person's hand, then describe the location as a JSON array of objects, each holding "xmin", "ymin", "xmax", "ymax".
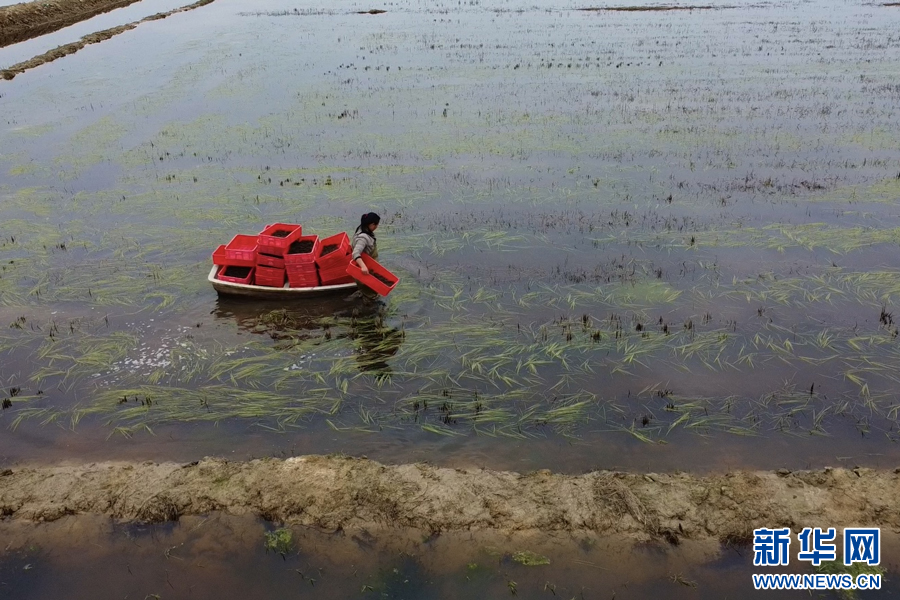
[{"xmin": 360, "ymin": 265, "xmax": 370, "ymax": 275}]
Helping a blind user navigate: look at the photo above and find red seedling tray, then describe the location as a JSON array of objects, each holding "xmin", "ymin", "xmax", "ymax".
[
  {"xmin": 315, "ymin": 232, "xmax": 351, "ymax": 270},
  {"xmin": 258, "ymin": 223, "xmax": 303, "ymax": 256},
  {"xmin": 319, "ymin": 262, "xmax": 354, "ymax": 285},
  {"xmin": 284, "ymin": 235, "xmax": 320, "ymax": 266},
  {"xmin": 255, "ymin": 265, "xmax": 286, "ymax": 288},
  {"xmin": 346, "ymin": 254, "xmax": 399, "ymax": 296},
  {"xmin": 212, "ymin": 244, "xmax": 255, "ymax": 268},
  {"xmin": 284, "ymin": 264, "xmax": 318, "ymax": 277},
  {"xmin": 216, "ymin": 265, "xmax": 255, "ymax": 285},
  {"xmin": 288, "ymin": 273, "xmax": 321, "ymax": 288},
  {"xmin": 256, "ymin": 252, "xmax": 285, "ymax": 269},
  {"xmin": 224, "ymin": 235, "xmax": 259, "ymax": 262},
  {"xmin": 320, "ymin": 272, "xmax": 355, "ymax": 286}
]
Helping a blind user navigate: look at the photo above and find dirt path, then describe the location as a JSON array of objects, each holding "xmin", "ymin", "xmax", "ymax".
[
  {"xmin": 1, "ymin": 0, "xmax": 216, "ymax": 80},
  {"xmin": 0, "ymin": 0, "xmax": 146, "ymax": 47},
  {"xmin": 1, "ymin": 456, "xmax": 897, "ymax": 543}
]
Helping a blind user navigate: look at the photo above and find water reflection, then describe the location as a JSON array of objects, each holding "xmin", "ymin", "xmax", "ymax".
[
  {"xmin": 353, "ymin": 316, "xmax": 403, "ymax": 378},
  {"xmin": 212, "ymin": 296, "xmax": 403, "ymax": 378}
]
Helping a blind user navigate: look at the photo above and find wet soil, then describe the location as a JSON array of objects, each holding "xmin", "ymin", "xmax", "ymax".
[
  {"xmin": 288, "ymin": 240, "xmax": 314, "ymax": 254},
  {"xmin": 0, "ymin": 0, "xmax": 216, "ymax": 80},
  {"xmin": 320, "ymin": 244, "xmax": 339, "ymax": 257},
  {"xmin": 221, "ymin": 266, "xmax": 251, "ymax": 278},
  {"xmin": 372, "ymin": 273, "xmax": 395, "ymax": 286},
  {"xmin": 268, "ymin": 229, "xmax": 291, "ymax": 238},
  {"xmin": 0, "ymin": 0, "xmax": 142, "ymax": 47},
  {"xmin": 1, "ymin": 456, "xmax": 897, "ymax": 545}
]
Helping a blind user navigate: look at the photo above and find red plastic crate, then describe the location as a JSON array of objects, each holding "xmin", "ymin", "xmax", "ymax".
[
  {"xmin": 257, "ymin": 223, "xmax": 302, "ymax": 256},
  {"xmin": 319, "ymin": 262, "xmax": 354, "ymax": 285},
  {"xmin": 320, "ymin": 272, "xmax": 355, "ymax": 286},
  {"xmin": 255, "ymin": 265, "xmax": 286, "ymax": 288},
  {"xmin": 256, "ymin": 252, "xmax": 285, "ymax": 269},
  {"xmin": 346, "ymin": 254, "xmax": 399, "ymax": 296},
  {"xmin": 224, "ymin": 235, "xmax": 259, "ymax": 262},
  {"xmin": 216, "ymin": 265, "xmax": 255, "ymax": 285},
  {"xmin": 315, "ymin": 232, "xmax": 351, "ymax": 270},
  {"xmin": 212, "ymin": 244, "xmax": 255, "ymax": 268},
  {"xmin": 284, "ymin": 265, "xmax": 319, "ymax": 277},
  {"xmin": 287, "ymin": 272, "xmax": 321, "ymax": 288},
  {"xmin": 284, "ymin": 235, "xmax": 320, "ymax": 266}
]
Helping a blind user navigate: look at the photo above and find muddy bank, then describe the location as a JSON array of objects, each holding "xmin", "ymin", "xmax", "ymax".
[
  {"xmin": 1, "ymin": 456, "xmax": 897, "ymax": 543},
  {"xmin": 1, "ymin": 0, "xmax": 215, "ymax": 80},
  {"xmin": 0, "ymin": 0, "xmax": 144, "ymax": 47}
]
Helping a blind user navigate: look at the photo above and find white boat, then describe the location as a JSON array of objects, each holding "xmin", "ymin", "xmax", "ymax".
[{"xmin": 208, "ymin": 266, "xmax": 357, "ymax": 299}]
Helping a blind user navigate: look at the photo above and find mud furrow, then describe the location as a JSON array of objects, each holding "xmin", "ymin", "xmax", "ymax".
[
  {"xmin": 1, "ymin": 456, "xmax": 897, "ymax": 544},
  {"xmin": 1, "ymin": 0, "xmax": 216, "ymax": 80},
  {"xmin": 0, "ymin": 0, "xmax": 144, "ymax": 47}
]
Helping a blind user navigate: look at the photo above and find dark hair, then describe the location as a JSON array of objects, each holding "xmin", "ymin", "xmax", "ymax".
[{"xmin": 356, "ymin": 212, "xmax": 381, "ymax": 238}]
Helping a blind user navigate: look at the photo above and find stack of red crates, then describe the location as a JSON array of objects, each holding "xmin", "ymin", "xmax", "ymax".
[
  {"xmin": 284, "ymin": 234, "xmax": 321, "ymax": 288},
  {"xmin": 255, "ymin": 265, "xmax": 285, "ymax": 287},
  {"xmin": 212, "ymin": 225, "xmax": 373, "ymax": 290},
  {"xmin": 253, "ymin": 223, "xmax": 302, "ymax": 288},
  {"xmin": 212, "ymin": 234, "xmax": 258, "ymax": 284},
  {"xmin": 315, "ymin": 232, "xmax": 354, "ymax": 285}
]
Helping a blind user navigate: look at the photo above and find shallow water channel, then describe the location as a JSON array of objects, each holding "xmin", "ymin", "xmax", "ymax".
[
  {"xmin": 0, "ymin": 514, "xmax": 898, "ymax": 599},
  {"xmin": 1, "ymin": 0, "xmax": 900, "ymax": 592}
]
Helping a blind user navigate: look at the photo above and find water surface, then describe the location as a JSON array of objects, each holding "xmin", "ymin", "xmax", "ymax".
[{"xmin": 1, "ymin": 0, "xmax": 900, "ymax": 473}]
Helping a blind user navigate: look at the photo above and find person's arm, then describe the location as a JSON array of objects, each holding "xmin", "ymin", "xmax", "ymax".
[{"xmin": 351, "ymin": 236, "xmax": 370, "ymax": 275}]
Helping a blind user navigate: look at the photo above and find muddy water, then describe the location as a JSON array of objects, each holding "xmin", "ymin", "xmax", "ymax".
[
  {"xmin": 1, "ymin": 514, "xmax": 897, "ymax": 599},
  {"xmin": 2, "ymin": 0, "xmax": 900, "ymax": 476}
]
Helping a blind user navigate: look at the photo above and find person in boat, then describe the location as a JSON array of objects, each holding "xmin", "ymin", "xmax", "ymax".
[{"xmin": 351, "ymin": 212, "xmax": 381, "ymax": 300}]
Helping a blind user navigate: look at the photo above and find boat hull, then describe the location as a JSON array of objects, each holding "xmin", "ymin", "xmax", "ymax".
[{"xmin": 208, "ymin": 266, "xmax": 357, "ymax": 299}]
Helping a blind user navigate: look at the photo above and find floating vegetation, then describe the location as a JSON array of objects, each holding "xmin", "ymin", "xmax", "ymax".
[
  {"xmin": 511, "ymin": 550, "xmax": 550, "ymax": 566},
  {"xmin": 264, "ymin": 528, "xmax": 294, "ymax": 558},
  {"xmin": 577, "ymin": 5, "xmax": 720, "ymax": 12},
  {"xmin": 6, "ymin": 264, "xmax": 900, "ymax": 447},
  {"xmin": 815, "ymin": 560, "xmax": 885, "ymax": 600},
  {"xmin": 238, "ymin": 8, "xmax": 343, "ymax": 16}
]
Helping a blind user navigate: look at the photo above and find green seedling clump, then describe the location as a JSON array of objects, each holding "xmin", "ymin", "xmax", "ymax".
[
  {"xmin": 264, "ymin": 528, "xmax": 294, "ymax": 557},
  {"xmin": 512, "ymin": 550, "xmax": 550, "ymax": 566}
]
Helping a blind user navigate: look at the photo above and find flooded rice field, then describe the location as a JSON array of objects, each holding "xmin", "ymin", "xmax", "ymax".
[
  {"xmin": 2, "ymin": 0, "xmax": 900, "ymax": 472},
  {"xmin": 3, "ymin": 0, "xmax": 900, "ymax": 593}
]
